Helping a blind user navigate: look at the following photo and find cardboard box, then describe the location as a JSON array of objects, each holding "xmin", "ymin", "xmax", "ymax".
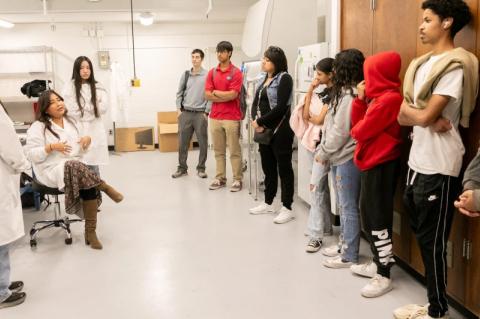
[
  {"xmin": 157, "ymin": 111, "xmax": 192, "ymax": 152},
  {"xmin": 115, "ymin": 127, "xmax": 155, "ymax": 152}
]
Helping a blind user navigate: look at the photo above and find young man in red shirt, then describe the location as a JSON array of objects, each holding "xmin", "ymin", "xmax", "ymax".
[{"xmin": 205, "ymin": 41, "xmax": 244, "ymax": 192}]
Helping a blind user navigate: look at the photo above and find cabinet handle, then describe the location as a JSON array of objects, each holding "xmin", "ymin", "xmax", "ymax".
[
  {"xmin": 466, "ymin": 240, "xmax": 472, "ymax": 261},
  {"xmin": 462, "ymin": 238, "xmax": 467, "ymax": 258},
  {"xmin": 370, "ymin": 0, "xmax": 376, "ymax": 11}
]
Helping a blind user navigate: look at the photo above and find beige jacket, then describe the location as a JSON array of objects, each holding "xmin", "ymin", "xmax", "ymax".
[{"xmin": 403, "ymin": 47, "xmax": 479, "ymax": 128}]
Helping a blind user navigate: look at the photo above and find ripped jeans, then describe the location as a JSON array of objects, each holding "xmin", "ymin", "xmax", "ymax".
[
  {"xmin": 306, "ymin": 153, "xmax": 333, "ymax": 241},
  {"xmin": 331, "ymin": 159, "xmax": 361, "ymax": 263}
]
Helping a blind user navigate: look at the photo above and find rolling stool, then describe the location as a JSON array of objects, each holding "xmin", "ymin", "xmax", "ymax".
[{"xmin": 29, "ymin": 178, "xmax": 83, "ymax": 248}]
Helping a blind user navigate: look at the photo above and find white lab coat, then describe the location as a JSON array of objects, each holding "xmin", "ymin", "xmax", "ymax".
[
  {"xmin": 0, "ymin": 107, "xmax": 31, "ymax": 246},
  {"xmin": 24, "ymin": 118, "xmax": 86, "ymax": 191},
  {"xmin": 62, "ymin": 81, "xmax": 109, "ymax": 166}
]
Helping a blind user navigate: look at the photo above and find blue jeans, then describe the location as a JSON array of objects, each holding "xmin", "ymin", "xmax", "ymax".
[
  {"xmin": 0, "ymin": 244, "xmax": 11, "ymax": 302},
  {"xmin": 331, "ymin": 159, "xmax": 361, "ymax": 263},
  {"xmin": 306, "ymin": 154, "xmax": 333, "ymax": 240}
]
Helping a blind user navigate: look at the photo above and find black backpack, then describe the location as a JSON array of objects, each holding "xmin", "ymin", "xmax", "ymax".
[
  {"xmin": 20, "ymin": 79, "xmax": 51, "ymax": 98},
  {"xmin": 212, "ymin": 67, "xmax": 247, "ymax": 120}
]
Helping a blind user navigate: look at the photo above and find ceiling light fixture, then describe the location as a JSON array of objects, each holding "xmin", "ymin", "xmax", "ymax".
[
  {"xmin": 0, "ymin": 19, "xmax": 14, "ymax": 28},
  {"xmin": 139, "ymin": 12, "xmax": 154, "ymax": 26}
]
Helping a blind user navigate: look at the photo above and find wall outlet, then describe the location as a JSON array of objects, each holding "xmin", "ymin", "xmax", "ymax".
[{"xmin": 109, "ymin": 129, "xmax": 113, "ymax": 135}]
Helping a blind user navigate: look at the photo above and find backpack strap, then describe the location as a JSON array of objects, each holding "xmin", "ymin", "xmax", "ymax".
[{"xmin": 180, "ymin": 69, "xmax": 190, "ymax": 109}]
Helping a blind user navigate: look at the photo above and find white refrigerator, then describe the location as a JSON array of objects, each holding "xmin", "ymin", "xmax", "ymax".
[{"xmin": 294, "ymin": 43, "xmax": 336, "ymax": 215}]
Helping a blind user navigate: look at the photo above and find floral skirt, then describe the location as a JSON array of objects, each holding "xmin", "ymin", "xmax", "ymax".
[{"xmin": 64, "ymin": 160, "xmax": 102, "ymax": 218}]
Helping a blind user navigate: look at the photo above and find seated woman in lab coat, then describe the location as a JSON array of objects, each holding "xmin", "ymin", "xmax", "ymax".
[{"xmin": 25, "ymin": 90, "xmax": 123, "ymax": 250}]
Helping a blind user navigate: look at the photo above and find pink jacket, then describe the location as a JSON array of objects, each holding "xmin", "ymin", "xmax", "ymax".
[{"xmin": 289, "ymin": 94, "xmax": 322, "ymax": 152}]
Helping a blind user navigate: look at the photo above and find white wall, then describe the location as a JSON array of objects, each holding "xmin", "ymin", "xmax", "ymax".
[{"xmin": 0, "ymin": 22, "xmax": 246, "ymax": 144}]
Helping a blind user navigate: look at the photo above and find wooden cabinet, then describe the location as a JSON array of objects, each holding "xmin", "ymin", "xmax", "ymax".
[
  {"xmin": 341, "ymin": 0, "xmax": 480, "ymax": 316},
  {"xmin": 340, "ymin": 0, "xmax": 373, "ymax": 57}
]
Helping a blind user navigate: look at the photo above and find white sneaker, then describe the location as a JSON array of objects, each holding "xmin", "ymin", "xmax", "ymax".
[
  {"xmin": 393, "ymin": 304, "xmax": 429, "ymax": 319},
  {"xmin": 273, "ymin": 207, "xmax": 295, "ymax": 224},
  {"xmin": 361, "ymin": 274, "xmax": 393, "ymax": 298},
  {"xmin": 350, "ymin": 261, "xmax": 377, "ymax": 278},
  {"xmin": 321, "ymin": 245, "xmax": 341, "ymax": 257},
  {"xmin": 323, "ymin": 256, "xmax": 354, "ymax": 269},
  {"xmin": 249, "ymin": 203, "xmax": 275, "ymax": 215}
]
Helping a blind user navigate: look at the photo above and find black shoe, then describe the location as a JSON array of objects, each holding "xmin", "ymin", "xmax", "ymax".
[
  {"xmin": 0, "ymin": 292, "xmax": 26, "ymax": 309},
  {"xmin": 8, "ymin": 281, "xmax": 24, "ymax": 293}
]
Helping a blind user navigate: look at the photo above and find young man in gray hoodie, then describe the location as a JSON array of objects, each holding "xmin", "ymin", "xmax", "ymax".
[{"xmin": 172, "ymin": 49, "xmax": 211, "ymax": 179}]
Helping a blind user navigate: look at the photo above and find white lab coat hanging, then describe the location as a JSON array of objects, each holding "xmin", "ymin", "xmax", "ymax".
[
  {"xmin": 62, "ymin": 81, "xmax": 109, "ymax": 166},
  {"xmin": 0, "ymin": 106, "xmax": 31, "ymax": 246}
]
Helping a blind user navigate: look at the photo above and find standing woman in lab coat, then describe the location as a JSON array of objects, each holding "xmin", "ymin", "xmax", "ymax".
[
  {"xmin": 25, "ymin": 90, "xmax": 123, "ymax": 250},
  {"xmin": 62, "ymin": 56, "xmax": 109, "ymax": 175},
  {"xmin": 0, "ymin": 102, "xmax": 30, "ymax": 308}
]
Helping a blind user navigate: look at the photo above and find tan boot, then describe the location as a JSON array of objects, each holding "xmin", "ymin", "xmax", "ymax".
[
  {"xmin": 97, "ymin": 182, "xmax": 124, "ymax": 203},
  {"xmin": 83, "ymin": 199, "xmax": 103, "ymax": 250}
]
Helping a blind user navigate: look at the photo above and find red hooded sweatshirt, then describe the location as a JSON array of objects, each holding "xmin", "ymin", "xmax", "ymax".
[{"xmin": 350, "ymin": 51, "xmax": 403, "ymax": 171}]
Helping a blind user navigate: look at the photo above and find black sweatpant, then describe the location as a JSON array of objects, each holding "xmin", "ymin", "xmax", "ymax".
[
  {"xmin": 258, "ymin": 125, "xmax": 294, "ymax": 210},
  {"xmin": 403, "ymin": 169, "xmax": 460, "ymax": 318},
  {"xmin": 360, "ymin": 159, "xmax": 400, "ymax": 278}
]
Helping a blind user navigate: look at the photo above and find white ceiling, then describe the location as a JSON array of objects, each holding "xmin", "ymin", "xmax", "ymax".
[{"xmin": 0, "ymin": 0, "xmax": 259, "ymax": 23}]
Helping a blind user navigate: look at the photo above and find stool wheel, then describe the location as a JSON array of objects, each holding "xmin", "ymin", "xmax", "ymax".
[{"xmin": 65, "ymin": 238, "xmax": 73, "ymax": 245}]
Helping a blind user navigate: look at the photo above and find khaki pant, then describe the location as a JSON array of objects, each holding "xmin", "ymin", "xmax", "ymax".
[{"xmin": 210, "ymin": 119, "xmax": 243, "ymax": 182}]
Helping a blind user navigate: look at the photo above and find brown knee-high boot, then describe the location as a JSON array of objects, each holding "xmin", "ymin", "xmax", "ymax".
[
  {"xmin": 83, "ymin": 199, "xmax": 103, "ymax": 250},
  {"xmin": 97, "ymin": 182, "xmax": 124, "ymax": 203}
]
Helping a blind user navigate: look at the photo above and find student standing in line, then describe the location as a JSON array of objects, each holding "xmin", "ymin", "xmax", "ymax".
[
  {"xmin": 349, "ymin": 51, "xmax": 403, "ymax": 298},
  {"xmin": 316, "ymin": 49, "xmax": 365, "ymax": 268},
  {"xmin": 455, "ymin": 148, "xmax": 480, "ymax": 217},
  {"xmin": 205, "ymin": 41, "xmax": 244, "ymax": 192},
  {"xmin": 303, "ymin": 58, "xmax": 334, "ymax": 252},
  {"xmin": 172, "ymin": 49, "xmax": 210, "ymax": 179},
  {"xmin": 62, "ymin": 56, "xmax": 109, "ymax": 176},
  {"xmin": 0, "ymin": 102, "xmax": 30, "ymax": 309},
  {"xmin": 395, "ymin": 1, "xmax": 477, "ymax": 318},
  {"xmin": 248, "ymin": 46, "xmax": 295, "ymax": 224}
]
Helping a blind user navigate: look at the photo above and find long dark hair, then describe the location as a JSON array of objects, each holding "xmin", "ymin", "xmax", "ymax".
[
  {"xmin": 71, "ymin": 56, "xmax": 99, "ymax": 118},
  {"xmin": 330, "ymin": 49, "xmax": 365, "ymax": 113},
  {"xmin": 264, "ymin": 46, "xmax": 288, "ymax": 76},
  {"xmin": 37, "ymin": 90, "xmax": 68, "ymax": 139},
  {"xmin": 316, "ymin": 58, "xmax": 335, "ymax": 104}
]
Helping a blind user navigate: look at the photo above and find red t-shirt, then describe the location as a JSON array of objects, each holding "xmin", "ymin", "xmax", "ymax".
[{"xmin": 205, "ymin": 63, "xmax": 243, "ymax": 121}]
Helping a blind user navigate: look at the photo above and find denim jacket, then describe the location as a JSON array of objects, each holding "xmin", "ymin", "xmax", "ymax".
[{"xmin": 257, "ymin": 71, "xmax": 293, "ymax": 109}]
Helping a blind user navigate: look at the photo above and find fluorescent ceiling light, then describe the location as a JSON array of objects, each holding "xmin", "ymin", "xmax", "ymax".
[
  {"xmin": 0, "ymin": 19, "xmax": 14, "ymax": 28},
  {"xmin": 139, "ymin": 12, "xmax": 154, "ymax": 26}
]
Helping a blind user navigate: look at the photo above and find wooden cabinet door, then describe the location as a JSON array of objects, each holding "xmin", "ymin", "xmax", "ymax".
[
  {"xmin": 466, "ymin": 218, "xmax": 480, "ymax": 316},
  {"xmin": 446, "ymin": 214, "xmax": 467, "ymax": 303},
  {"xmin": 372, "ymin": 0, "xmax": 419, "ymax": 80},
  {"xmin": 341, "ymin": 0, "xmax": 373, "ymax": 56}
]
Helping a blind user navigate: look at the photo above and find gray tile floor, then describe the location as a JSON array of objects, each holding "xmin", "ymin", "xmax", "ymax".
[{"xmin": 5, "ymin": 151, "xmax": 465, "ymax": 319}]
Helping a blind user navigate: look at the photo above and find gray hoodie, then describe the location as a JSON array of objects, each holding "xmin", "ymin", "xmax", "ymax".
[
  {"xmin": 463, "ymin": 147, "xmax": 480, "ymax": 211},
  {"xmin": 176, "ymin": 68, "xmax": 211, "ymax": 113},
  {"xmin": 316, "ymin": 89, "xmax": 356, "ymax": 166}
]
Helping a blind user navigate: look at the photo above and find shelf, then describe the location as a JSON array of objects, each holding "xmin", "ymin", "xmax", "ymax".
[
  {"xmin": 0, "ymin": 46, "xmax": 53, "ymax": 54},
  {"xmin": 0, "ymin": 72, "xmax": 54, "ymax": 79}
]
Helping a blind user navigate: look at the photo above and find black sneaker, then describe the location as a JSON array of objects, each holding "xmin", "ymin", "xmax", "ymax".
[
  {"xmin": 305, "ymin": 239, "xmax": 322, "ymax": 253},
  {"xmin": 0, "ymin": 292, "xmax": 26, "ymax": 309},
  {"xmin": 171, "ymin": 170, "xmax": 187, "ymax": 178},
  {"xmin": 8, "ymin": 281, "xmax": 24, "ymax": 293}
]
